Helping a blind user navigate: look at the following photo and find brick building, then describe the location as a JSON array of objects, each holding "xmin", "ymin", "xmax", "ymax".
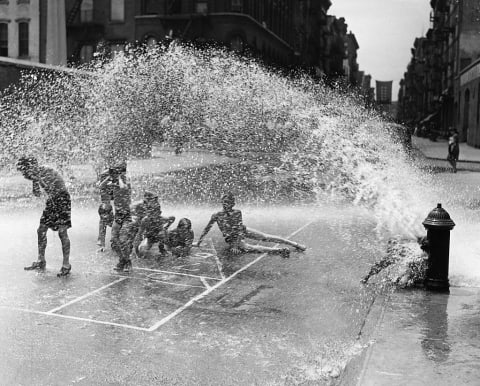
[
  {"xmin": 398, "ymin": 0, "xmax": 480, "ymax": 145},
  {"xmin": 0, "ymin": 0, "xmax": 41, "ymax": 62},
  {"xmin": 64, "ymin": 0, "xmax": 360, "ymax": 84}
]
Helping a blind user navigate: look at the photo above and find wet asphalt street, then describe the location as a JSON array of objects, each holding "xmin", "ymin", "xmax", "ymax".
[{"xmin": 0, "ymin": 202, "xmax": 383, "ymax": 385}]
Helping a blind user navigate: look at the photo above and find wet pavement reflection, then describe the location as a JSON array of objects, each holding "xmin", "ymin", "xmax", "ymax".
[
  {"xmin": 420, "ymin": 293, "xmax": 450, "ymax": 363},
  {"xmin": 0, "ymin": 202, "xmax": 382, "ymax": 385}
]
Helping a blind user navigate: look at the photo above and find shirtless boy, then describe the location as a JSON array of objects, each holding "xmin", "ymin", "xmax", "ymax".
[
  {"xmin": 135, "ymin": 191, "xmax": 175, "ymax": 257},
  {"xmin": 17, "ymin": 156, "xmax": 72, "ymax": 277},
  {"xmin": 115, "ymin": 200, "xmax": 146, "ymax": 272},
  {"xmin": 98, "ymin": 163, "xmax": 133, "ymax": 271},
  {"xmin": 195, "ymin": 192, "xmax": 306, "ymax": 257}
]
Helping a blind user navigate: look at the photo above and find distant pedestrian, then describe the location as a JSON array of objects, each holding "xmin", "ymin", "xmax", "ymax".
[
  {"xmin": 195, "ymin": 192, "xmax": 306, "ymax": 257},
  {"xmin": 447, "ymin": 128, "xmax": 459, "ymax": 173},
  {"xmin": 17, "ymin": 156, "xmax": 72, "ymax": 277}
]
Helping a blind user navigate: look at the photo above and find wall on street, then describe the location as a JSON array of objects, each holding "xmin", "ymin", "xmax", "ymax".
[
  {"xmin": 0, "ymin": 57, "xmax": 84, "ymax": 92},
  {"xmin": 458, "ymin": 57, "xmax": 480, "ymax": 147}
]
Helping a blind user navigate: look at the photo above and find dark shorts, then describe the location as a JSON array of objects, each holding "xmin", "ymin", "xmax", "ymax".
[
  {"xmin": 146, "ymin": 230, "xmax": 166, "ymax": 244},
  {"xmin": 40, "ymin": 191, "xmax": 72, "ymax": 231},
  {"xmin": 114, "ymin": 208, "xmax": 131, "ymax": 225}
]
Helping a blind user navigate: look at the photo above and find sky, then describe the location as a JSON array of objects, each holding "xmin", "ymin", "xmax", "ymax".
[{"xmin": 329, "ymin": 0, "xmax": 432, "ymax": 101}]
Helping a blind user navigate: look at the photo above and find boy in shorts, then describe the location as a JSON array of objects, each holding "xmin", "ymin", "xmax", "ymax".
[
  {"xmin": 115, "ymin": 201, "xmax": 146, "ymax": 272},
  {"xmin": 17, "ymin": 156, "xmax": 72, "ymax": 277},
  {"xmin": 195, "ymin": 192, "xmax": 306, "ymax": 257},
  {"xmin": 135, "ymin": 191, "xmax": 175, "ymax": 258}
]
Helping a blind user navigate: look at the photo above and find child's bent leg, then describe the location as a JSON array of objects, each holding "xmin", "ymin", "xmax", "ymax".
[
  {"xmin": 244, "ymin": 227, "xmax": 306, "ymax": 251},
  {"xmin": 97, "ymin": 219, "xmax": 107, "ymax": 248},
  {"xmin": 237, "ymin": 241, "xmax": 290, "ymax": 258},
  {"xmin": 111, "ymin": 222, "xmax": 122, "ymax": 256},
  {"xmin": 37, "ymin": 224, "xmax": 48, "ymax": 262},
  {"xmin": 157, "ymin": 230, "xmax": 168, "ymax": 255},
  {"xmin": 58, "ymin": 227, "xmax": 71, "ymax": 268}
]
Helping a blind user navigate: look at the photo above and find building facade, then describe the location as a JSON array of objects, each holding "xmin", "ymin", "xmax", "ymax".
[
  {"xmin": 64, "ymin": 0, "xmax": 360, "ymax": 85},
  {"xmin": 458, "ymin": 58, "xmax": 480, "ymax": 146},
  {"xmin": 0, "ymin": 0, "xmax": 41, "ymax": 62},
  {"xmin": 398, "ymin": 0, "xmax": 480, "ymax": 145}
]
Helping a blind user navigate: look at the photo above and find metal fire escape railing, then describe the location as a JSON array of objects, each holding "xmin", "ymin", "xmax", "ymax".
[{"xmin": 67, "ymin": 0, "xmax": 84, "ymax": 26}]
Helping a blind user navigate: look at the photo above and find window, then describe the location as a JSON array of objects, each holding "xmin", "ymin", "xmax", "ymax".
[
  {"xmin": 80, "ymin": 44, "xmax": 94, "ymax": 63},
  {"xmin": 111, "ymin": 0, "xmax": 125, "ymax": 22},
  {"xmin": 0, "ymin": 23, "xmax": 7, "ymax": 56},
  {"xmin": 231, "ymin": 0, "xmax": 243, "ymax": 12},
  {"xmin": 195, "ymin": 1, "xmax": 208, "ymax": 13},
  {"xmin": 80, "ymin": 0, "xmax": 93, "ymax": 23},
  {"xmin": 18, "ymin": 22, "xmax": 28, "ymax": 57}
]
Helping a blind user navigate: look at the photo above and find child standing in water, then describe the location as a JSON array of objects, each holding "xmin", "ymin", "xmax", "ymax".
[
  {"xmin": 115, "ymin": 201, "xmax": 146, "ymax": 272},
  {"xmin": 98, "ymin": 163, "xmax": 133, "ymax": 271},
  {"xmin": 195, "ymin": 192, "xmax": 306, "ymax": 257},
  {"xmin": 17, "ymin": 156, "xmax": 72, "ymax": 277},
  {"xmin": 96, "ymin": 168, "xmax": 114, "ymax": 251},
  {"xmin": 135, "ymin": 191, "xmax": 175, "ymax": 258}
]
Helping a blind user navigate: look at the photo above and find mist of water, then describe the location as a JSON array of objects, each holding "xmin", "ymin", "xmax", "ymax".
[{"xmin": 0, "ymin": 44, "xmax": 437, "ymax": 238}]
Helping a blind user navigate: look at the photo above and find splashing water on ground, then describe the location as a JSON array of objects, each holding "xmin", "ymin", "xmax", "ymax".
[{"xmin": 1, "ymin": 44, "xmax": 470, "ymax": 382}]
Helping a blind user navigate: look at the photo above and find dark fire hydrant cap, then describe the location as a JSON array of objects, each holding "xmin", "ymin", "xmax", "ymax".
[{"xmin": 422, "ymin": 203, "xmax": 455, "ymax": 229}]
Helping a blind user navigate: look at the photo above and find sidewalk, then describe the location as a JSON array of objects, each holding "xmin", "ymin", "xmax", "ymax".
[
  {"xmin": 412, "ymin": 135, "xmax": 480, "ymax": 163},
  {"xmin": 341, "ymin": 136, "xmax": 480, "ymax": 385},
  {"xmin": 348, "ymin": 288, "xmax": 480, "ymax": 386}
]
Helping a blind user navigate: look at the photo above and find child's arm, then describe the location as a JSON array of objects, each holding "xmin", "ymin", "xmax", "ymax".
[
  {"xmin": 32, "ymin": 174, "xmax": 48, "ymax": 197},
  {"xmin": 195, "ymin": 215, "xmax": 216, "ymax": 247},
  {"xmin": 118, "ymin": 175, "xmax": 129, "ymax": 189},
  {"xmin": 132, "ymin": 220, "xmax": 146, "ymax": 256},
  {"xmin": 32, "ymin": 181, "xmax": 41, "ymax": 197},
  {"xmin": 163, "ymin": 216, "xmax": 175, "ymax": 230},
  {"xmin": 97, "ymin": 175, "xmax": 111, "ymax": 190}
]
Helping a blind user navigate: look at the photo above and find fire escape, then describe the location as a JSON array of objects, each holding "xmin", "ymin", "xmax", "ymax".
[
  {"xmin": 66, "ymin": 0, "xmax": 104, "ymax": 63},
  {"xmin": 67, "ymin": 0, "xmax": 83, "ymax": 26}
]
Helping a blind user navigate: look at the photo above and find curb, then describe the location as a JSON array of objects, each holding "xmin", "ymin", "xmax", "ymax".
[
  {"xmin": 422, "ymin": 156, "xmax": 480, "ymax": 164},
  {"xmin": 338, "ymin": 292, "xmax": 389, "ymax": 386}
]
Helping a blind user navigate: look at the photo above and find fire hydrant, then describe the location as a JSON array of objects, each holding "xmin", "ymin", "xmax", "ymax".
[{"xmin": 422, "ymin": 203, "xmax": 455, "ymax": 292}]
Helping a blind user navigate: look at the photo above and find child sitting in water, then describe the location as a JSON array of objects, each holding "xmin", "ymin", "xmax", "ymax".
[
  {"xmin": 135, "ymin": 191, "xmax": 175, "ymax": 258},
  {"xmin": 165, "ymin": 218, "xmax": 194, "ymax": 257},
  {"xmin": 195, "ymin": 192, "xmax": 306, "ymax": 257}
]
